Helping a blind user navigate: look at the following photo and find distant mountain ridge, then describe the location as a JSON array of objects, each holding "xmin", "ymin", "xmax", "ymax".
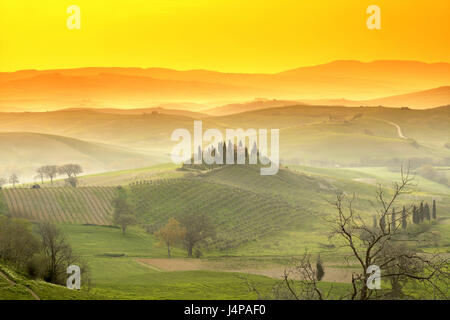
[
  {"xmin": 1, "ymin": 60, "xmax": 449, "ymax": 112},
  {"xmin": 203, "ymin": 87, "xmax": 450, "ymax": 115}
]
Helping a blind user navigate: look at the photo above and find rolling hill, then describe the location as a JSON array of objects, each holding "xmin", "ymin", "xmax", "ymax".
[
  {"xmin": 0, "ymin": 132, "xmax": 156, "ymax": 180},
  {"xmin": 0, "ymin": 105, "xmax": 448, "ymax": 177},
  {"xmin": 128, "ymin": 165, "xmax": 336, "ymax": 251},
  {"xmin": 204, "ymin": 87, "xmax": 450, "ymax": 116}
]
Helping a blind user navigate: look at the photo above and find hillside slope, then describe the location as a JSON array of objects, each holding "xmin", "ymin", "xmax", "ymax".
[{"xmin": 0, "ymin": 132, "xmax": 155, "ymax": 180}]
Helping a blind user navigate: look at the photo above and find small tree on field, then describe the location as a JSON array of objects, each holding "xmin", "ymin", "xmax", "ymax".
[
  {"xmin": 112, "ymin": 189, "xmax": 136, "ymax": 234},
  {"xmin": 9, "ymin": 174, "xmax": 19, "ymax": 187},
  {"xmin": 0, "ymin": 178, "xmax": 6, "ymax": 188},
  {"xmin": 316, "ymin": 255, "xmax": 325, "ymax": 282},
  {"xmin": 155, "ymin": 218, "xmax": 186, "ymax": 258},
  {"xmin": 179, "ymin": 213, "xmax": 215, "ymax": 257}
]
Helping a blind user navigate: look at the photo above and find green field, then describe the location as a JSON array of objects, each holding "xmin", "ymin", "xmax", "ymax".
[{"xmin": 1, "ymin": 162, "xmax": 448, "ymax": 300}]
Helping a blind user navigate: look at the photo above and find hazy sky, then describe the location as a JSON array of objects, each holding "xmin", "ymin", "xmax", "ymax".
[{"xmin": 1, "ymin": 0, "xmax": 449, "ymax": 73}]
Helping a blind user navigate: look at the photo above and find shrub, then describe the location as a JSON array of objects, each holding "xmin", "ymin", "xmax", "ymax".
[{"xmin": 25, "ymin": 255, "xmax": 46, "ymax": 279}]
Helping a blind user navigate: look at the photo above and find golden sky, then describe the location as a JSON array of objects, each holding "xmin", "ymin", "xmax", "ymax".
[{"xmin": 1, "ymin": 0, "xmax": 449, "ymax": 73}]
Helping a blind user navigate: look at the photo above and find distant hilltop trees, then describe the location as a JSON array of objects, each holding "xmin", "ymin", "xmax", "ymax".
[
  {"xmin": 0, "ymin": 164, "xmax": 83, "ymax": 189},
  {"xmin": 35, "ymin": 164, "xmax": 83, "ymax": 187},
  {"xmin": 0, "ymin": 174, "xmax": 20, "ymax": 189},
  {"xmin": 182, "ymin": 140, "xmax": 270, "ymax": 171}
]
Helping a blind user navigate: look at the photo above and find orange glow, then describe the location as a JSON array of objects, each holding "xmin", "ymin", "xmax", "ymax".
[{"xmin": 0, "ymin": 0, "xmax": 449, "ymax": 73}]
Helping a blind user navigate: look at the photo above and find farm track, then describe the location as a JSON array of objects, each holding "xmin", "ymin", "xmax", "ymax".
[{"xmin": 0, "ymin": 270, "xmax": 40, "ymax": 300}]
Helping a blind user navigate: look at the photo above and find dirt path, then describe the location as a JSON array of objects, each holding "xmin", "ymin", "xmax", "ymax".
[
  {"xmin": 0, "ymin": 270, "xmax": 41, "ymax": 300},
  {"xmin": 136, "ymin": 258, "xmax": 357, "ymax": 283},
  {"xmin": 384, "ymin": 120, "xmax": 407, "ymax": 139}
]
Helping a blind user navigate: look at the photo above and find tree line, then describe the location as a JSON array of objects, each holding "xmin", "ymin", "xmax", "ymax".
[
  {"xmin": 36, "ymin": 164, "xmax": 83, "ymax": 187},
  {"xmin": 374, "ymin": 199, "xmax": 438, "ymax": 231},
  {"xmin": 0, "ymin": 164, "xmax": 83, "ymax": 189}
]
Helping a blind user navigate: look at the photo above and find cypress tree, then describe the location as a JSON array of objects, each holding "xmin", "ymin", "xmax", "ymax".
[
  {"xmin": 380, "ymin": 215, "xmax": 386, "ymax": 233},
  {"xmin": 391, "ymin": 207, "xmax": 396, "ymax": 230},
  {"xmin": 424, "ymin": 203, "xmax": 431, "ymax": 221},
  {"xmin": 316, "ymin": 255, "xmax": 325, "ymax": 281},
  {"xmin": 419, "ymin": 202, "xmax": 424, "ymax": 222},
  {"xmin": 401, "ymin": 206, "xmax": 407, "ymax": 229},
  {"xmin": 432, "ymin": 200, "xmax": 437, "ymax": 220},
  {"xmin": 412, "ymin": 205, "xmax": 417, "ymax": 224}
]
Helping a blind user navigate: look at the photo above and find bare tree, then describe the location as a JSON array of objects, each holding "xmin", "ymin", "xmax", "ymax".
[
  {"xmin": 282, "ymin": 252, "xmax": 327, "ymax": 300},
  {"xmin": 36, "ymin": 167, "xmax": 45, "ymax": 184},
  {"xmin": 58, "ymin": 164, "xmax": 83, "ymax": 179},
  {"xmin": 269, "ymin": 168, "xmax": 449, "ymax": 300},
  {"xmin": 179, "ymin": 213, "xmax": 215, "ymax": 257},
  {"xmin": 37, "ymin": 221, "xmax": 78, "ymax": 284},
  {"xmin": 42, "ymin": 165, "xmax": 58, "ymax": 184},
  {"xmin": 9, "ymin": 174, "xmax": 19, "ymax": 188},
  {"xmin": 326, "ymin": 168, "xmax": 449, "ymax": 300}
]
